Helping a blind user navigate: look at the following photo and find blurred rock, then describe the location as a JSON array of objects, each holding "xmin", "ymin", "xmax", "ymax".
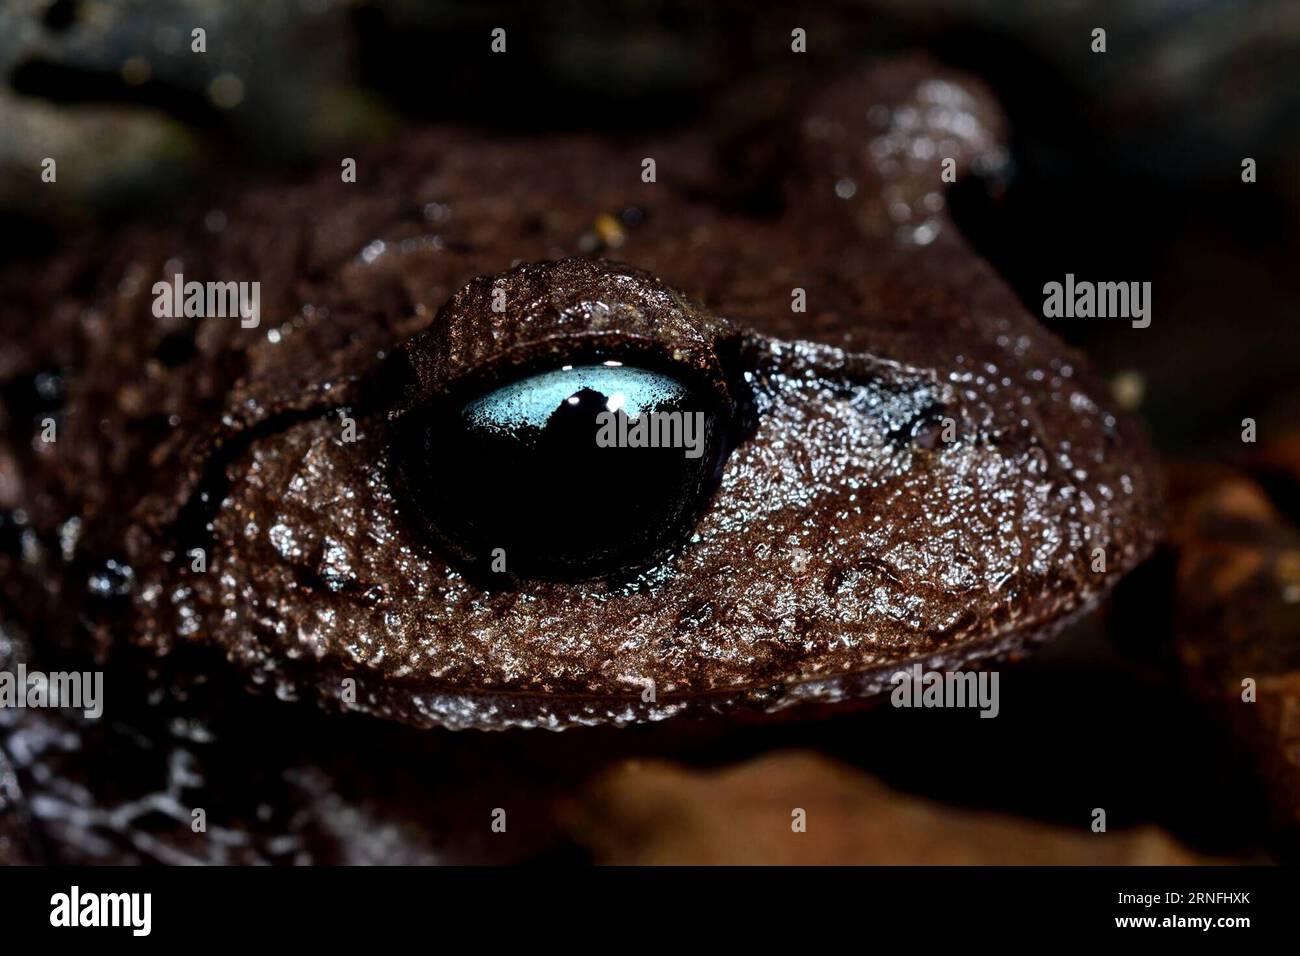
[
  {"xmin": 0, "ymin": 0, "xmax": 388, "ymax": 223},
  {"xmin": 0, "ymin": 88, "xmax": 196, "ymax": 221},
  {"xmin": 1169, "ymin": 452, "xmax": 1300, "ymax": 849},
  {"xmin": 563, "ymin": 751, "xmax": 1224, "ymax": 864}
]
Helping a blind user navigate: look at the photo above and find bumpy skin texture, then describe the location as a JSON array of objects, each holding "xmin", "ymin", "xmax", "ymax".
[
  {"xmin": 0, "ymin": 58, "xmax": 1160, "ymax": 860},
  {"xmin": 3, "ymin": 59, "xmax": 1160, "ymax": 728}
]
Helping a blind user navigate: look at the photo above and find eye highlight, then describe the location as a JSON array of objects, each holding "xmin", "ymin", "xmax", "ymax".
[
  {"xmin": 463, "ymin": 364, "xmax": 684, "ymax": 433},
  {"xmin": 381, "ymin": 258, "xmax": 751, "ymax": 581},
  {"xmin": 397, "ymin": 362, "xmax": 729, "ymax": 579}
]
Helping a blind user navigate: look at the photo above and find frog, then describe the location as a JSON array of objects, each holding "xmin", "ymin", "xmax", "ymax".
[{"xmin": 0, "ymin": 57, "xmax": 1161, "ymax": 863}]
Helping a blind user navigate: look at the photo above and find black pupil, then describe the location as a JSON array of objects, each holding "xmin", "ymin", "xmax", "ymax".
[{"xmin": 404, "ymin": 364, "xmax": 724, "ymax": 579}]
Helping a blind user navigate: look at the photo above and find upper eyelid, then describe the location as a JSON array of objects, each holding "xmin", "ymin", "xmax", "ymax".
[{"xmin": 373, "ymin": 258, "xmax": 744, "ymax": 421}]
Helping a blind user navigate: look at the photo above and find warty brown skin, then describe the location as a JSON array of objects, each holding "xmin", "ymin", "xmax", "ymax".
[{"xmin": 0, "ymin": 59, "xmax": 1160, "ymax": 737}]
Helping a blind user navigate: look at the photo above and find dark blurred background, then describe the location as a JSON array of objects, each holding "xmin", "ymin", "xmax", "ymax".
[{"xmin": 2, "ymin": 0, "xmax": 1299, "ymax": 861}]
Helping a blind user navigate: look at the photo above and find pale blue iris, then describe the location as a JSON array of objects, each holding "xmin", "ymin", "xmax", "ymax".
[{"xmin": 463, "ymin": 365, "xmax": 686, "ymax": 433}]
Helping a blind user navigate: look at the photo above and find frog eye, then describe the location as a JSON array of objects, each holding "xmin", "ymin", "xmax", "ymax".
[{"xmin": 394, "ymin": 361, "xmax": 731, "ymax": 579}]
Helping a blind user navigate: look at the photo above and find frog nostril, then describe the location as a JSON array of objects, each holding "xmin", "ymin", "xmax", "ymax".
[{"xmin": 887, "ymin": 397, "xmax": 955, "ymax": 450}]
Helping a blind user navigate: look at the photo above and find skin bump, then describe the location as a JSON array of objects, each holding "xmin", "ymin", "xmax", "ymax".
[{"xmin": 1, "ymin": 60, "xmax": 1160, "ymax": 736}]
